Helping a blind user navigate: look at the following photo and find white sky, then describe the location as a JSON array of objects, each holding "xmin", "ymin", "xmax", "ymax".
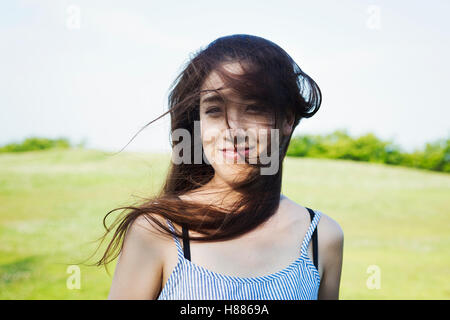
[{"xmin": 1, "ymin": 0, "xmax": 449, "ymax": 153}]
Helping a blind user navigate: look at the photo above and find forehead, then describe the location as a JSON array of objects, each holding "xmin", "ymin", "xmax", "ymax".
[
  {"xmin": 200, "ymin": 62, "xmax": 252, "ymax": 104},
  {"xmin": 200, "ymin": 70, "xmax": 225, "ymax": 92},
  {"xmin": 201, "ymin": 62, "xmax": 246, "ymax": 90}
]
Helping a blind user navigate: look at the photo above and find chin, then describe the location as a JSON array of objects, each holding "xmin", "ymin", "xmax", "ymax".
[{"xmin": 214, "ymin": 164, "xmax": 255, "ymax": 183}]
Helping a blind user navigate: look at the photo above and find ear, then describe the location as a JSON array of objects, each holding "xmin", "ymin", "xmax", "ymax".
[{"xmin": 282, "ymin": 109, "xmax": 295, "ymax": 136}]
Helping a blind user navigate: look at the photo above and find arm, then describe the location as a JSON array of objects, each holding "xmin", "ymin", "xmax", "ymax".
[
  {"xmin": 317, "ymin": 214, "xmax": 344, "ymax": 300},
  {"xmin": 107, "ymin": 215, "xmax": 165, "ymax": 300}
]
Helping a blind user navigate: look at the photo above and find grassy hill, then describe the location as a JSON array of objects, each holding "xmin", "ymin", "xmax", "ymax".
[{"xmin": 0, "ymin": 148, "xmax": 449, "ymax": 299}]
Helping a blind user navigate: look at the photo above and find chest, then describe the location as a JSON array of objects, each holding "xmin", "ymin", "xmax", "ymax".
[{"xmin": 160, "ymin": 215, "xmax": 320, "ymax": 291}]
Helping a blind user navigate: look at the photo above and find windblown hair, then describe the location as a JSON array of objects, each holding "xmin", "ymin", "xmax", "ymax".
[{"xmin": 88, "ymin": 34, "xmax": 321, "ymax": 270}]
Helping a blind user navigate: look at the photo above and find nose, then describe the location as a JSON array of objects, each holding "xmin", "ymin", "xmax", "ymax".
[
  {"xmin": 224, "ymin": 108, "xmax": 247, "ymax": 130},
  {"xmin": 223, "ymin": 110, "xmax": 248, "ymax": 144}
]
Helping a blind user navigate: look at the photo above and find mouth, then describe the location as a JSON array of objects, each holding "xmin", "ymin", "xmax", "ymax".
[{"xmin": 220, "ymin": 146, "xmax": 255, "ymax": 159}]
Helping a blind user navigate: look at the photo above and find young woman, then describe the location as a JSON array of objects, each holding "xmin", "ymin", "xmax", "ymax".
[{"xmin": 95, "ymin": 34, "xmax": 344, "ymax": 300}]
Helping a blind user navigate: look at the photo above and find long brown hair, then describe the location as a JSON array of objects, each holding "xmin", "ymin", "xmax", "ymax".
[{"xmin": 88, "ymin": 34, "xmax": 321, "ymax": 271}]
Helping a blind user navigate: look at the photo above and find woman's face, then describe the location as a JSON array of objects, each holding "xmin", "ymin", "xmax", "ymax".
[{"xmin": 199, "ymin": 62, "xmax": 293, "ymax": 185}]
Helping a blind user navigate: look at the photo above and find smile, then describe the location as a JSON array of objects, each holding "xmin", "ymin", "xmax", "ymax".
[{"xmin": 220, "ymin": 147, "xmax": 254, "ymax": 159}]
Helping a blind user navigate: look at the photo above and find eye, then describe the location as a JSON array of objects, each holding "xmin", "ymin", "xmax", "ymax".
[
  {"xmin": 205, "ymin": 106, "xmax": 222, "ymax": 115},
  {"xmin": 246, "ymin": 105, "xmax": 268, "ymax": 113}
]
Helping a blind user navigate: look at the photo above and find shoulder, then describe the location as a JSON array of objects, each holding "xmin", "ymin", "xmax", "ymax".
[
  {"xmin": 316, "ymin": 211, "xmax": 344, "ymax": 250},
  {"xmin": 124, "ymin": 214, "xmax": 172, "ymax": 257},
  {"xmin": 108, "ymin": 214, "xmax": 169, "ymax": 299},
  {"xmin": 282, "ymin": 195, "xmax": 344, "ymax": 248}
]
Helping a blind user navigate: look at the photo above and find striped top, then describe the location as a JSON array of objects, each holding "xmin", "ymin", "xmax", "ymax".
[{"xmin": 157, "ymin": 209, "xmax": 322, "ymax": 300}]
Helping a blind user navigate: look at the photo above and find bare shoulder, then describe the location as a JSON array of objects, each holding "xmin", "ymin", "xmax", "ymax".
[
  {"xmin": 128, "ymin": 214, "xmax": 173, "ymax": 246},
  {"xmin": 315, "ymin": 211, "xmax": 344, "ymax": 248},
  {"xmin": 108, "ymin": 214, "xmax": 170, "ymax": 299},
  {"xmin": 116, "ymin": 215, "xmax": 170, "ymax": 273},
  {"xmin": 282, "ymin": 195, "xmax": 344, "ymax": 246},
  {"xmin": 120, "ymin": 214, "xmax": 174, "ymax": 265}
]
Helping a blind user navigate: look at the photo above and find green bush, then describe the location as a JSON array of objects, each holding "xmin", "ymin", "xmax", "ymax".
[
  {"xmin": 0, "ymin": 137, "xmax": 71, "ymax": 153},
  {"xmin": 287, "ymin": 130, "xmax": 450, "ymax": 173}
]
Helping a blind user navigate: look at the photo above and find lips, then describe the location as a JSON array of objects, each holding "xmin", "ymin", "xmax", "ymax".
[
  {"xmin": 220, "ymin": 146, "xmax": 254, "ymax": 152},
  {"xmin": 220, "ymin": 146, "xmax": 254, "ymax": 159}
]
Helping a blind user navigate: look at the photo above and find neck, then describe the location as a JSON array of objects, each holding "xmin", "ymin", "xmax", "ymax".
[{"xmin": 181, "ymin": 175, "xmax": 283, "ymax": 210}]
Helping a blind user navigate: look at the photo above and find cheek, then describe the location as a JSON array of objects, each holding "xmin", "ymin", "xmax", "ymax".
[
  {"xmin": 257, "ymin": 127, "xmax": 278, "ymax": 156},
  {"xmin": 200, "ymin": 120, "xmax": 223, "ymax": 162},
  {"xmin": 201, "ymin": 121, "xmax": 218, "ymax": 147}
]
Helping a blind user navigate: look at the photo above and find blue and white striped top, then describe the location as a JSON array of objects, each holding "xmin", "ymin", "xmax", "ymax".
[{"xmin": 157, "ymin": 209, "xmax": 322, "ymax": 300}]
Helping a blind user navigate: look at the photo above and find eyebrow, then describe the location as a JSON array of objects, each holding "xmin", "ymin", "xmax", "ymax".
[
  {"xmin": 200, "ymin": 94, "xmax": 225, "ymax": 105},
  {"xmin": 200, "ymin": 94, "xmax": 259, "ymax": 106}
]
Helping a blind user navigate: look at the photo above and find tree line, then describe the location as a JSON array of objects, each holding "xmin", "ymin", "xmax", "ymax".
[
  {"xmin": 1, "ymin": 132, "xmax": 449, "ymax": 173},
  {"xmin": 287, "ymin": 129, "xmax": 449, "ymax": 173}
]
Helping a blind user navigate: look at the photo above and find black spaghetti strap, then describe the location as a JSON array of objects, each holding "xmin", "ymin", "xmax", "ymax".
[
  {"xmin": 178, "ymin": 195, "xmax": 317, "ymax": 269},
  {"xmin": 182, "ymin": 224, "xmax": 191, "ymax": 261},
  {"xmin": 306, "ymin": 207, "xmax": 318, "ymax": 270},
  {"xmin": 177, "ymin": 195, "xmax": 191, "ymax": 261}
]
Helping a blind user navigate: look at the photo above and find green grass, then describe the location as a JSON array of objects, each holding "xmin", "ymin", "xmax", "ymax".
[{"xmin": 0, "ymin": 148, "xmax": 449, "ymax": 299}]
